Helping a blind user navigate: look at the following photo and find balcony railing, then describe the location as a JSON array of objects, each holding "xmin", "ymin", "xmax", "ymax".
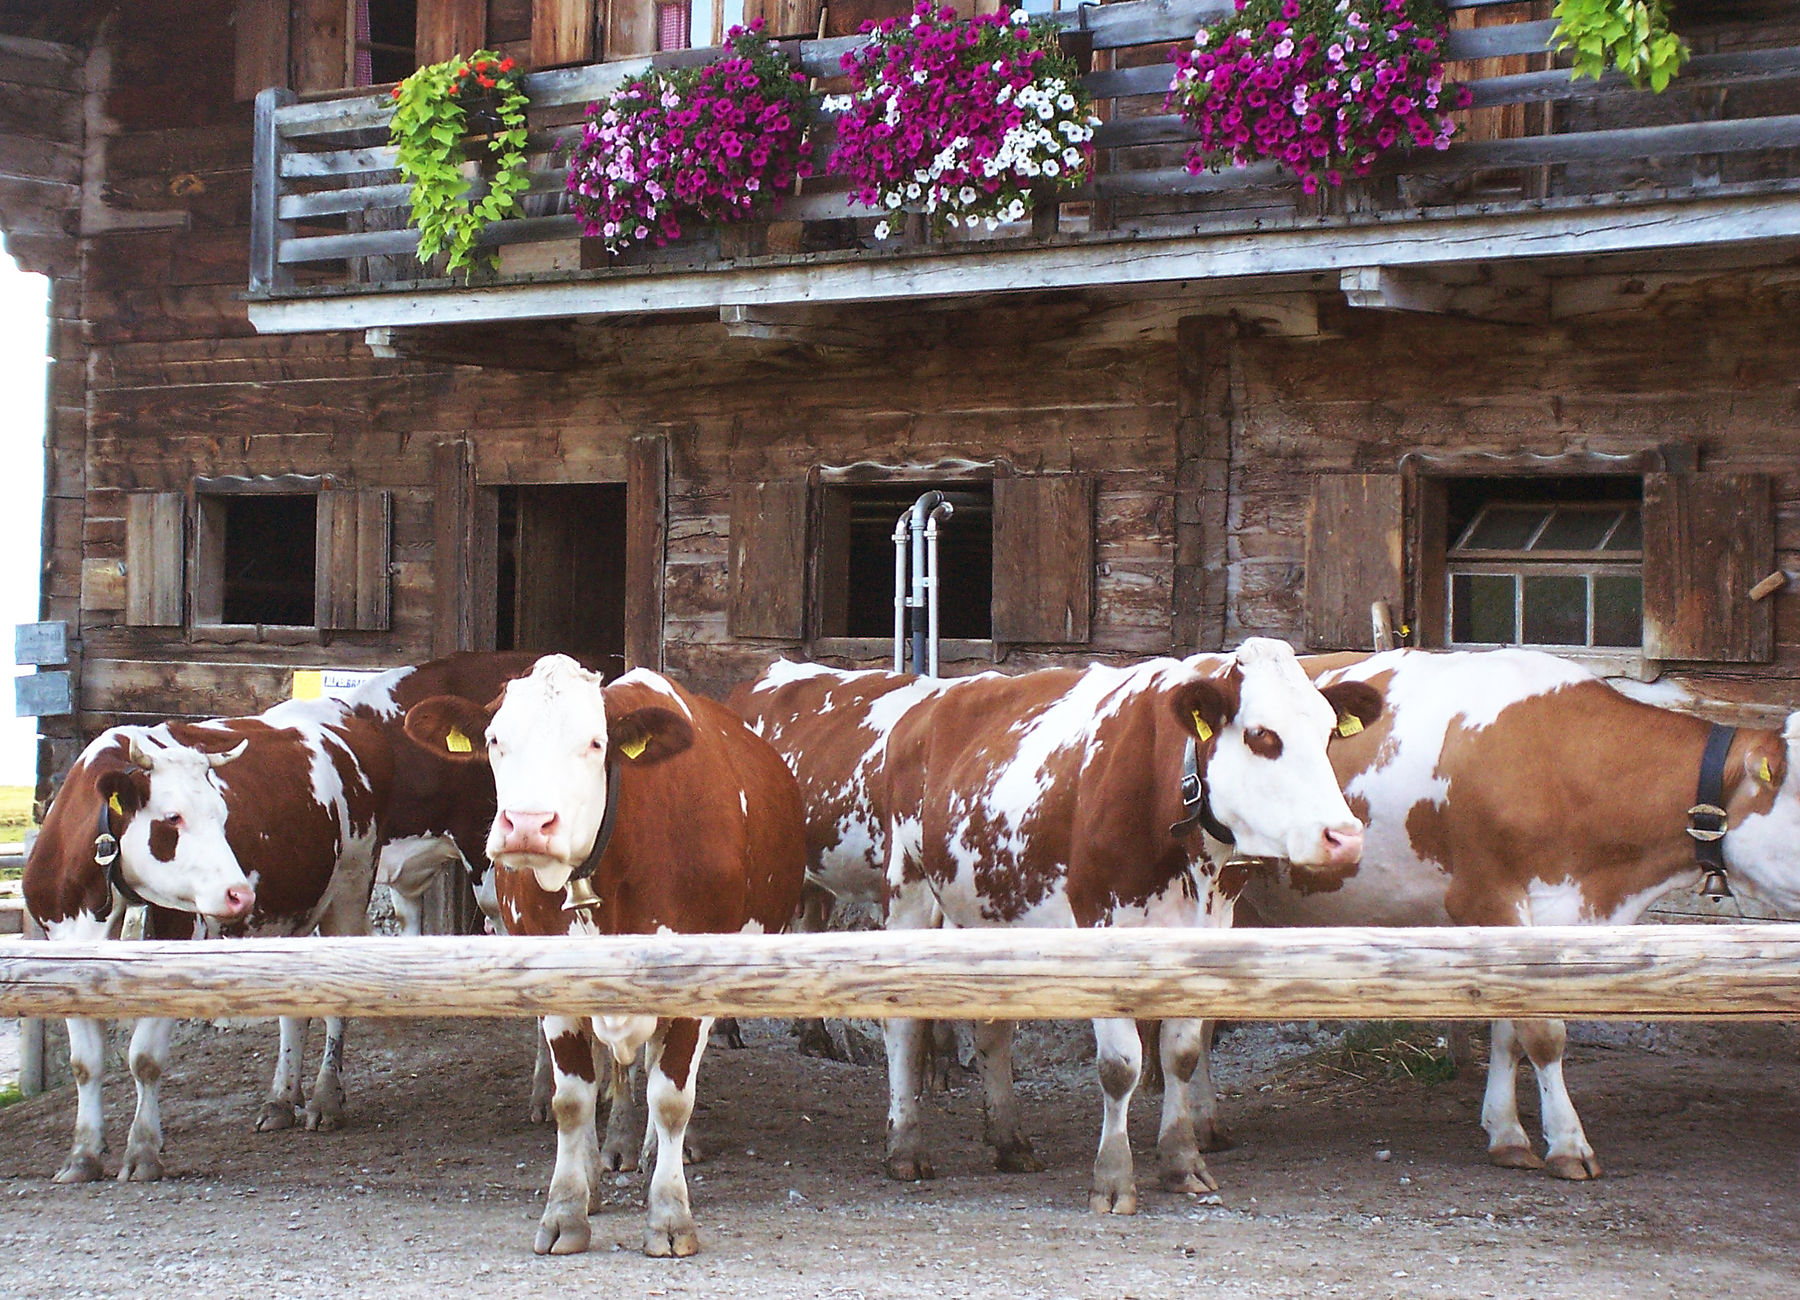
[{"xmin": 247, "ymin": 0, "xmax": 1800, "ymax": 326}]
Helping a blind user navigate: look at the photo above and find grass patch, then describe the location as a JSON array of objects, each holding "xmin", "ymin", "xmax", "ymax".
[
  {"xmin": 0, "ymin": 785, "xmax": 34, "ymax": 843},
  {"xmin": 0, "ymin": 1082, "xmax": 22, "ymax": 1109},
  {"xmin": 1325, "ymin": 1021, "xmax": 1460, "ymax": 1086}
]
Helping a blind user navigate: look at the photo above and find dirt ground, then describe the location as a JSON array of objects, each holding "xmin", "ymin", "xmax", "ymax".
[{"xmin": 0, "ymin": 1014, "xmax": 1795, "ymax": 1299}]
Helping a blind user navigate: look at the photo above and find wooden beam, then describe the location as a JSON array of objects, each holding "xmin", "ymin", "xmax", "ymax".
[
  {"xmin": 363, "ymin": 321, "xmax": 582, "ymax": 369},
  {"xmin": 1340, "ymin": 266, "xmax": 1547, "ymax": 323},
  {"xmin": 5, "ymin": 927, "xmax": 1800, "ymax": 1022}
]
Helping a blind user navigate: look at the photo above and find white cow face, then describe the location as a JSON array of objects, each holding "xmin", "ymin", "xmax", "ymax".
[
  {"xmin": 403, "ymin": 655, "xmax": 694, "ymax": 894},
  {"xmin": 1174, "ymin": 638, "xmax": 1380, "ymax": 870},
  {"xmin": 99, "ymin": 730, "xmax": 254, "ymax": 920},
  {"xmin": 1722, "ymin": 713, "xmax": 1800, "ymax": 914}
]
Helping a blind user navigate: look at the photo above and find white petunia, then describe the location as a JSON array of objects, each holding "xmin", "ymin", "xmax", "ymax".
[
  {"xmin": 1042, "ymin": 159, "xmax": 1060, "ymax": 178},
  {"xmin": 874, "ymin": 219, "xmax": 892, "ymax": 239},
  {"xmin": 886, "ymin": 192, "xmax": 903, "ymax": 209},
  {"xmin": 960, "ymin": 186, "xmax": 978, "ymax": 204}
]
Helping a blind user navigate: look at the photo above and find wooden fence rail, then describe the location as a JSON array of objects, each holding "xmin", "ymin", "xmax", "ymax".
[{"xmin": 4, "ymin": 926, "xmax": 1800, "ymax": 1023}]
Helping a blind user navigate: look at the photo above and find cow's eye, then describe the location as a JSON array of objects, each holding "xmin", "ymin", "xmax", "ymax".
[
  {"xmin": 1242, "ymin": 726, "xmax": 1285, "ymax": 759},
  {"xmin": 162, "ymin": 813, "xmax": 183, "ymax": 829},
  {"xmin": 590, "ymin": 738, "xmax": 605, "ymax": 751}
]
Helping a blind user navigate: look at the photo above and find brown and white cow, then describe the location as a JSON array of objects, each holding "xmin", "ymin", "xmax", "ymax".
[
  {"xmin": 1195, "ymin": 647, "xmax": 1800, "ymax": 1180},
  {"xmin": 404, "ymin": 655, "xmax": 806, "ymax": 1257},
  {"xmin": 872, "ymin": 637, "xmax": 1380, "ymax": 1212},
  {"xmin": 24, "ymin": 700, "xmax": 392, "ymax": 1182}
]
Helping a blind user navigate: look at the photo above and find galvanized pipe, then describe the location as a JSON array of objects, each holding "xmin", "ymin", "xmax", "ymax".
[
  {"xmin": 925, "ymin": 500, "xmax": 955, "ymax": 679},
  {"xmin": 892, "ymin": 512, "xmax": 911, "ymax": 671}
]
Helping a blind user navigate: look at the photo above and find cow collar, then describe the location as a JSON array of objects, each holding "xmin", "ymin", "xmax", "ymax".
[
  {"xmin": 1168, "ymin": 736, "xmax": 1242, "ymax": 849},
  {"xmin": 1689, "ymin": 723, "xmax": 1738, "ymax": 900},
  {"xmin": 92, "ymin": 797, "xmax": 147, "ymax": 922},
  {"xmin": 562, "ymin": 760, "xmax": 625, "ymax": 912}
]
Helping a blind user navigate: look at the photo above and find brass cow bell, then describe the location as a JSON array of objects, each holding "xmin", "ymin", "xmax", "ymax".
[{"xmin": 562, "ymin": 875, "xmax": 602, "ymax": 912}]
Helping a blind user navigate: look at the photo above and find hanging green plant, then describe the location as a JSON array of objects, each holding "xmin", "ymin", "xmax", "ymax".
[
  {"xmin": 1551, "ymin": 0, "xmax": 1688, "ymax": 91},
  {"xmin": 388, "ymin": 50, "xmax": 531, "ymax": 274}
]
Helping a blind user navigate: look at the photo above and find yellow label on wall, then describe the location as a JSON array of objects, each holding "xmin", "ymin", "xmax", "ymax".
[{"xmin": 292, "ymin": 669, "xmax": 324, "ymax": 701}]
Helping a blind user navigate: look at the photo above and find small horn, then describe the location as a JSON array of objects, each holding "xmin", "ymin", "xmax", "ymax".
[
  {"xmin": 127, "ymin": 735, "xmax": 159, "ymax": 770},
  {"xmin": 206, "ymin": 739, "xmax": 249, "ymax": 768}
]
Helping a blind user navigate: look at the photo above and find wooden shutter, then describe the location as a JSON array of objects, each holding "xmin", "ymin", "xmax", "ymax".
[
  {"xmin": 234, "ymin": 0, "xmax": 291, "ymax": 100},
  {"xmin": 992, "ymin": 475, "xmax": 1094, "ymax": 644},
  {"xmin": 533, "ymin": 0, "xmax": 596, "ymax": 64},
  {"xmin": 125, "ymin": 493, "xmax": 185, "ymax": 627},
  {"xmin": 624, "ymin": 436, "xmax": 668, "ymax": 671},
  {"xmin": 315, "ymin": 489, "xmax": 393, "ymax": 631},
  {"xmin": 1304, "ymin": 474, "xmax": 1404, "ymax": 651},
  {"xmin": 743, "ymin": 0, "xmax": 824, "ymax": 38},
  {"xmin": 1642, "ymin": 472, "xmax": 1774, "ymax": 662},
  {"xmin": 729, "ymin": 480, "xmax": 808, "ymax": 640},
  {"xmin": 417, "ymin": 0, "xmax": 488, "ymax": 64},
  {"xmin": 603, "ymin": 0, "xmax": 657, "ymax": 58},
  {"xmin": 293, "ymin": 0, "xmax": 350, "ymax": 92}
]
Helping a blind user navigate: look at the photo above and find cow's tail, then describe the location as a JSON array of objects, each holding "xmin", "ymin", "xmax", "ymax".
[{"xmin": 604, "ymin": 1051, "xmax": 630, "ymax": 1105}]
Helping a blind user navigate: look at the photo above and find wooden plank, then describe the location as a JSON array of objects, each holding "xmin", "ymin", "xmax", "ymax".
[
  {"xmin": 1303, "ymin": 475, "xmax": 1403, "ymax": 652},
  {"xmin": 624, "ymin": 434, "xmax": 668, "ymax": 671},
  {"xmin": 293, "ymin": 0, "xmax": 349, "ymax": 93},
  {"xmin": 1465, "ymin": 45, "xmax": 1800, "ymax": 110},
  {"xmin": 417, "ymin": 0, "xmax": 487, "ymax": 65},
  {"xmin": 233, "ymin": 0, "xmax": 291, "ymax": 100},
  {"xmin": 278, "ymin": 213, "xmax": 584, "ymax": 264},
  {"xmin": 11, "ymin": 926, "xmax": 1800, "ymax": 1021},
  {"xmin": 605, "ymin": 0, "xmax": 658, "ymax": 59},
  {"xmin": 355, "ymin": 489, "xmax": 393, "ymax": 630},
  {"xmin": 729, "ymin": 479, "xmax": 809, "ymax": 640},
  {"xmin": 125, "ymin": 493, "xmax": 184, "ymax": 627},
  {"xmin": 314, "ymin": 488, "xmax": 392, "ymax": 630},
  {"xmin": 992, "ymin": 475, "xmax": 1094, "ymax": 644},
  {"xmin": 430, "ymin": 439, "xmax": 476, "ymax": 655},
  {"xmin": 1642, "ymin": 473, "xmax": 1774, "ymax": 664},
  {"xmin": 1442, "ymin": 18, "xmax": 1556, "ymax": 62},
  {"xmin": 532, "ymin": 0, "xmax": 596, "ymax": 66},
  {"xmin": 250, "ymin": 87, "xmax": 298, "ymax": 294}
]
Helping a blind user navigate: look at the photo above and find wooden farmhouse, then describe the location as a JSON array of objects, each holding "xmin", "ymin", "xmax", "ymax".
[{"xmin": 0, "ymin": 0, "xmax": 1796, "ymax": 817}]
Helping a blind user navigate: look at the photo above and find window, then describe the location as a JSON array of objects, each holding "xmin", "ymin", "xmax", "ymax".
[
  {"xmin": 817, "ymin": 482, "xmax": 995, "ymax": 640},
  {"xmin": 1443, "ymin": 477, "xmax": 1642, "ymax": 650},
  {"xmin": 214, "ymin": 495, "xmax": 319, "ymax": 625},
  {"xmin": 657, "ymin": 1, "xmax": 691, "ymax": 50},
  {"xmin": 358, "ymin": 0, "xmax": 419, "ymax": 86}
]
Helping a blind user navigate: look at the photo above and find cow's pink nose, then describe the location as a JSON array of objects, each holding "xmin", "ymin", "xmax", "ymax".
[
  {"xmin": 497, "ymin": 810, "xmax": 560, "ymax": 853},
  {"xmin": 1321, "ymin": 825, "xmax": 1364, "ymax": 867},
  {"xmin": 223, "ymin": 884, "xmax": 256, "ymax": 917}
]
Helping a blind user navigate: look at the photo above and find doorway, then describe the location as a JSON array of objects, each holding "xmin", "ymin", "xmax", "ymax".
[{"xmin": 495, "ymin": 484, "xmax": 627, "ymax": 677}]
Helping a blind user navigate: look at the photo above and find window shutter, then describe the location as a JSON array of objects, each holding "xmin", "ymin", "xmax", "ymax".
[
  {"xmin": 315, "ymin": 489, "xmax": 393, "ymax": 631},
  {"xmin": 125, "ymin": 493, "xmax": 185, "ymax": 627},
  {"xmin": 1304, "ymin": 474, "xmax": 1404, "ymax": 650},
  {"xmin": 1642, "ymin": 472, "xmax": 1774, "ymax": 663},
  {"xmin": 417, "ymin": 0, "xmax": 488, "ymax": 65},
  {"xmin": 234, "ymin": 0, "xmax": 291, "ymax": 100},
  {"xmin": 992, "ymin": 474, "xmax": 1094, "ymax": 644},
  {"xmin": 532, "ymin": 0, "xmax": 596, "ymax": 65},
  {"xmin": 603, "ymin": 0, "xmax": 658, "ymax": 58},
  {"xmin": 729, "ymin": 480, "xmax": 808, "ymax": 640},
  {"xmin": 292, "ymin": 0, "xmax": 350, "ymax": 92}
]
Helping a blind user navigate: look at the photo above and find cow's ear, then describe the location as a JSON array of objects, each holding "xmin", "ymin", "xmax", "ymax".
[
  {"xmin": 1745, "ymin": 737, "xmax": 1788, "ymax": 791},
  {"xmin": 403, "ymin": 696, "xmax": 492, "ymax": 764},
  {"xmin": 1169, "ymin": 677, "xmax": 1238, "ymax": 744},
  {"xmin": 93, "ymin": 761, "xmax": 148, "ymax": 821},
  {"xmin": 606, "ymin": 706, "xmax": 694, "ymax": 767},
  {"xmin": 1320, "ymin": 681, "xmax": 1384, "ymax": 739}
]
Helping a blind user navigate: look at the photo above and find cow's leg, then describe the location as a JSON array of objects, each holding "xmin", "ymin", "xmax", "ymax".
[
  {"xmin": 118, "ymin": 1017, "xmax": 175, "ymax": 1182},
  {"xmin": 1517, "ymin": 1019, "xmax": 1601, "ymax": 1180},
  {"xmin": 794, "ymin": 884, "xmax": 839, "ymax": 1059},
  {"xmin": 1090, "ymin": 1016, "xmax": 1141, "ymax": 1215},
  {"xmin": 55, "ymin": 1017, "xmax": 108, "ymax": 1182},
  {"xmin": 535, "ymin": 1017, "xmax": 601, "ymax": 1256},
  {"xmin": 1154, "ymin": 1018, "xmax": 1220, "ymax": 1194},
  {"xmin": 642, "ymin": 1017, "xmax": 709, "ymax": 1258},
  {"xmin": 304, "ymin": 1017, "xmax": 348, "ymax": 1131},
  {"xmin": 1482, "ymin": 1018, "xmax": 1543, "ymax": 1169},
  {"xmin": 972, "ymin": 1020, "xmax": 1043, "ymax": 1173},
  {"xmin": 1188, "ymin": 1020, "xmax": 1233, "ymax": 1152},
  {"xmin": 601, "ymin": 1054, "xmax": 644, "ymax": 1172},
  {"xmin": 389, "ymin": 886, "xmax": 425, "ymax": 938},
  {"xmin": 529, "ymin": 1020, "xmax": 555, "ymax": 1124},
  {"xmin": 883, "ymin": 1017, "xmax": 935, "ymax": 1181},
  {"xmin": 256, "ymin": 1017, "xmax": 308, "ymax": 1131}
]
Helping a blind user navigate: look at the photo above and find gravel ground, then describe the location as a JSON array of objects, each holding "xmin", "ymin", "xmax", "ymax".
[{"xmin": 1, "ymin": 1014, "xmax": 1796, "ymax": 1298}]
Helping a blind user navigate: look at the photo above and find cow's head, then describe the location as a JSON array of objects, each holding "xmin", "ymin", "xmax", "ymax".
[
  {"xmin": 403, "ymin": 655, "xmax": 694, "ymax": 892},
  {"xmin": 1720, "ymin": 712, "xmax": 1800, "ymax": 912},
  {"xmin": 1171, "ymin": 637, "xmax": 1382, "ymax": 872},
  {"xmin": 93, "ymin": 730, "xmax": 255, "ymax": 920}
]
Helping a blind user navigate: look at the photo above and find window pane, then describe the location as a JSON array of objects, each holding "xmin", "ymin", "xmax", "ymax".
[
  {"xmin": 223, "ymin": 495, "xmax": 317, "ymax": 626},
  {"xmin": 1452, "ymin": 573, "xmax": 1517, "ymax": 644},
  {"xmin": 1532, "ymin": 508, "xmax": 1617, "ymax": 552},
  {"xmin": 1460, "ymin": 506, "xmax": 1547, "ymax": 552},
  {"xmin": 1521, "ymin": 574, "xmax": 1588, "ymax": 645},
  {"xmin": 1602, "ymin": 507, "xmax": 1643, "ymax": 552},
  {"xmin": 1593, "ymin": 575, "xmax": 1643, "ymax": 647}
]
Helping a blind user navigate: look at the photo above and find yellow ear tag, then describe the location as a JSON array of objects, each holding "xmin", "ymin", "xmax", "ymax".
[
  {"xmin": 1758, "ymin": 756, "xmax": 1775, "ymax": 785},
  {"xmin": 618, "ymin": 735, "xmax": 649, "ymax": 760},
  {"xmin": 1191, "ymin": 710, "xmax": 1214, "ymax": 743},
  {"xmin": 445, "ymin": 726, "xmax": 472, "ymax": 755},
  {"xmin": 1337, "ymin": 714, "xmax": 1365, "ymax": 739},
  {"xmin": 107, "ymin": 792, "xmax": 124, "ymax": 816}
]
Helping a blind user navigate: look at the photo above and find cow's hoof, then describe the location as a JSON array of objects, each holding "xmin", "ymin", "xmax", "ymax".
[
  {"xmin": 644, "ymin": 1221, "xmax": 700, "ymax": 1258},
  {"xmin": 528, "ymin": 1094, "xmax": 552, "ymax": 1124},
  {"xmin": 533, "ymin": 1202, "xmax": 592, "ymax": 1256},
  {"xmin": 1545, "ymin": 1152, "xmax": 1602, "ymax": 1181},
  {"xmin": 53, "ymin": 1153, "xmax": 104, "ymax": 1184},
  {"xmin": 304, "ymin": 1081, "xmax": 345, "ymax": 1132},
  {"xmin": 255, "ymin": 1101, "xmax": 298, "ymax": 1132},
  {"xmin": 1195, "ymin": 1119, "xmax": 1236, "ymax": 1153},
  {"xmin": 711, "ymin": 1018, "xmax": 746, "ymax": 1050},
  {"xmin": 1488, "ymin": 1144, "xmax": 1544, "ymax": 1171},
  {"xmin": 884, "ymin": 1152, "xmax": 935, "ymax": 1182},
  {"xmin": 992, "ymin": 1141, "xmax": 1046, "ymax": 1174},
  {"xmin": 795, "ymin": 1020, "xmax": 841, "ymax": 1061},
  {"xmin": 1162, "ymin": 1167, "xmax": 1219, "ymax": 1195},
  {"xmin": 1089, "ymin": 1184, "xmax": 1139, "ymax": 1216},
  {"xmin": 600, "ymin": 1132, "xmax": 641, "ymax": 1173},
  {"xmin": 118, "ymin": 1148, "xmax": 164, "ymax": 1183}
]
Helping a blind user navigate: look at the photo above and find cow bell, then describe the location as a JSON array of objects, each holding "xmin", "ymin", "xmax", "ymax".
[
  {"xmin": 562, "ymin": 875, "xmax": 602, "ymax": 912},
  {"xmin": 1699, "ymin": 868, "xmax": 1734, "ymax": 901}
]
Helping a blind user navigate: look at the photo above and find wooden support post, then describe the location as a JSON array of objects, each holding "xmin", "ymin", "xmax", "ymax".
[
  {"xmin": 6, "ymin": 926, "xmax": 1800, "ymax": 1022},
  {"xmin": 17, "ymin": 909, "xmax": 46, "ymax": 1096},
  {"xmin": 250, "ymin": 86, "xmax": 297, "ymax": 295}
]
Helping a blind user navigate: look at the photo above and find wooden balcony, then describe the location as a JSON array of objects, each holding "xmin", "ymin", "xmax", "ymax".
[{"xmin": 246, "ymin": 0, "xmax": 1800, "ymax": 335}]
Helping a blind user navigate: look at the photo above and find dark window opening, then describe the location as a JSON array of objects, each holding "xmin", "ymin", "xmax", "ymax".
[
  {"xmin": 1444, "ymin": 476, "xmax": 1643, "ymax": 650},
  {"xmin": 494, "ymin": 484, "xmax": 628, "ymax": 671},
  {"xmin": 361, "ymin": 0, "xmax": 418, "ymax": 85},
  {"xmin": 822, "ymin": 483, "xmax": 993, "ymax": 640},
  {"xmin": 221, "ymin": 495, "xmax": 318, "ymax": 626}
]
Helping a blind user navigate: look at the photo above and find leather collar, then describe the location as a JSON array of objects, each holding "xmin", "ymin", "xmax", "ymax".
[
  {"xmin": 93, "ymin": 797, "xmax": 146, "ymax": 922},
  {"xmin": 562, "ymin": 760, "xmax": 624, "ymax": 911},
  {"xmin": 1689, "ymin": 723, "xmax": 1737, "ymax": 900}
]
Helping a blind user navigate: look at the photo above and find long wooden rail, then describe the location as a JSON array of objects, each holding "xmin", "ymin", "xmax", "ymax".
[
  {"xmin": 4, "ymin": 926, "xmax": 1799, "ymax": 1022},
  {"xmin": 249, "ymin": 0, "xmax": 1800, "ymax": 297}
]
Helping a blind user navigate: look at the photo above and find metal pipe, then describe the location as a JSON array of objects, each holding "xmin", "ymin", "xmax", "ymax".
[
  {"xmin": 925, "ymin": 500, "xmax": 954, "ymax": 679},
  {"xmin": 892, "ymin": 512, "xmax": 911, "ymax": 672},
  {"xmin": 908, "ymin": 492, "xmax": 945, "ymax": 678}
]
